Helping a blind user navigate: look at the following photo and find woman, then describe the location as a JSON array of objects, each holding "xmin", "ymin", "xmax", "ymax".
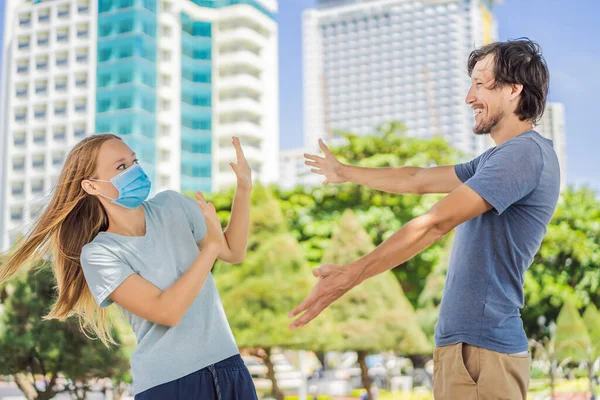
[{"xmin": 0, "ymin": 133, "xmax": 258, "ymax": 399}]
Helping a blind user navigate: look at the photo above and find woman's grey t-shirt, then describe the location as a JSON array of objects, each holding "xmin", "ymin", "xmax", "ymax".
[{"xmin": 80, "ymin": 190, "xmax": 239, "ymax": 395}]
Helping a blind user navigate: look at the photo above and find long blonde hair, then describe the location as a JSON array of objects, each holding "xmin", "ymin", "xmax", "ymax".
[{"xmin": 1, "ymin": 133, "xmax": 123, "ymax": 346}]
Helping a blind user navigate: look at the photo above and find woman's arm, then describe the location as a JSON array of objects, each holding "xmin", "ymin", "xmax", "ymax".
[
  {"xmin": 199, "ymin": 136, "xmax": 252, "ymax": 264},
  {"xmin": 109, "ymin": 192, "xmax": 224, "ymax": 326}
]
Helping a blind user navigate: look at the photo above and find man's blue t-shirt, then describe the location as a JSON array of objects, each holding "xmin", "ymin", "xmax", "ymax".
[{"xmin": 434, "ymin": 130, "xmax": 560, "ymax": 353}]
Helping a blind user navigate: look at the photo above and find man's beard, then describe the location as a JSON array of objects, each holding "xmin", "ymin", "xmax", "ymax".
[{"xmin": 473, "ymin": 110, "xmax": 504, "ymax": 135}]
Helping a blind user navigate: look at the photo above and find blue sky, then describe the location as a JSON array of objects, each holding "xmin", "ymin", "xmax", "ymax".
[
  {"xmin": 278, "ymin": 0, "xmax": 600, "ymax": 191},
  {"xmin": 0, "ymin": 0, "xmax": 598, "ymax": 190}
]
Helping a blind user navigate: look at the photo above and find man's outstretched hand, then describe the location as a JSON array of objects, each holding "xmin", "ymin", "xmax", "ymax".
[
  {"xmin": 304, "ymin": 139, "xmax": 347, "ymax": 185},
  {"xmin": 288, "ymin": 264, "xmax": 358, "ymax": 329}
]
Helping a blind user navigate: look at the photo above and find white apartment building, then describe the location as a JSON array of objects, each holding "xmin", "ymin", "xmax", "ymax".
[
  {"xmin": 0, "ymin": 0, "xmax": 279, "ymax": 251},
  {"xmin": 302, "ymin": 0, "xmax": 498, "ymax": 157},
  {"xmin": 536, "ymin": 102, "xmax": 567, "ymax": 190}
]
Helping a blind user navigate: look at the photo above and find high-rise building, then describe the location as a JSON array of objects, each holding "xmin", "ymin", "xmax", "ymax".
[
  {"xmin": 0, "ymin": 0, "xmax": 279, "ymax": 251},
  {"xmin": 536, "ymin": 102, "xmax": 566, "ymax": 190},
  {"xmin": 279, "ymin": 148, "xmax": 322, "ymax": 190},
  {"xmin": 302, "ymin": 0, "xmax": 498, "ymax": 156}
]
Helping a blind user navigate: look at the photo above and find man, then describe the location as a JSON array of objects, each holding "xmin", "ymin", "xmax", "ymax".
[{"xmin": 288, "ymin": 38, "xmax": 560, "ymax": 400}]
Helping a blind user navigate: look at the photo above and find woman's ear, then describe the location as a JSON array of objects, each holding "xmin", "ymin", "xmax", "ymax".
[{"xmin": 81, "ymin": 179, "xmax": 96, "ymax": 195}]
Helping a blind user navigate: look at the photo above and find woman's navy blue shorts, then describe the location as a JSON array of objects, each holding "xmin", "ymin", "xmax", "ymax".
[{"xmin": 134, "ymin": 355, "xmax": 259, "ymax": 400}]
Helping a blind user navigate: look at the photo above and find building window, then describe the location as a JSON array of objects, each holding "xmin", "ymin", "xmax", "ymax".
[
  {"xmin": 11, "ymin": 206, "xmax": 24, "ymax": 221},
  {"xmin": 78, "ymin": 2, "xmax": 90, "ymax": 14},
  {"xmin": 160, "ymin": 150, "xmax": 170, "ymax": 162},
  {"xmin": 17, "ymin": 62, "xmax": 28, "ymax": 74},
  {"xmin": 19, "ymin": 14, "xmax": 31, "ymax": 27},
  {"xmin": 160, "ymin": 124, "xmax": 170, "ymax": 137},
  {"xmin": 52, "ymin": 153, "xmax": 65, "ymax": 166},
  {"xmin": 38, "ymin": 11, "xmax": 50, "ymax": 24},
  {"xmin": 33, "ymin": 130, "xmax": 46, "ymax": 144},
  {"xmin": 13, "ymin": 132, "xmax": 26, "ymax": 146},
  {"xmin": 32, "ymin": 155, "xmax": 45, "ymax": 169},
  {"xmin": 75, "ymin": 101, "xmax": 87, "ymax": 113},
  {"xmin": 32, "ymin": 179, "xmax": 44, "ymax": 194},
  {"xmin": 58, "ymin": 6, "xmax": 70, "ymax": 18},
  {"xmin": 12, "ymin": 183, "xmax": 25, "ymax": 196},
  {"xmin": 97, "ymin": 99, "xmax": 111, "ymax": 113},
  {"xmin": 161, "ymin": 25, "xmax": 172, "ymax": 36},
  {"xmin": 13, "ymin": 157, "xmax": 26, "ymax": 171},
  {"xmin": 53, "ymin": 128, "xmax": 66, "ymax": 142},
  {"xmin": 118, "ymin": 96, "xmax": 133, "ymax": 109},
  {"xmin": 74, "ymin": 124, "xmax": 87, "ymax": 137}
]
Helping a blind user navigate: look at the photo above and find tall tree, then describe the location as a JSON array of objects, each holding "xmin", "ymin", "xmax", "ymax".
[
  {"xmin": 531, "ymin": 301, "xmax": 592, "ymax": 400},
  {"xmin": 583, "ymin": 304, "xmax": 600, "ymax": 399},
  {"xmin": 314, "ymin": 209, "xmax": 431, "ymax": 400},
  {"xmin": 554, "ymin": 301, "xmax": 591, "ymax": 363},
  {"xmin": 523, "ymin": 187, "xmax": 600, "ymax": 339},
  {"xmin": 0, "ymin": 260, "xmax": 130, "ymax": 400},
  {"xmin": 213, "ymin": 186, "xmax": 320, "ymax": 400},
  {"xmin": 276, "ymin": 123, "xmax": 461, "ymax": 307}
]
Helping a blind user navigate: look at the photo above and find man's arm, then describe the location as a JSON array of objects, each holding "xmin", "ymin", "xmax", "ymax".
[
  {"xmin": 347, "ymin": 183, "xmax": 492, "ymax": 283},
  {"xmin": 288, "ymin": 183, "xmax": 492, "ymax": 329},
  {"xmin": 305, "ymin": 139, "xmax": 462, "ymax": 194},
  {"xmin": 341, "ymin": 164, "xmax": 462, "ymax": 195}
]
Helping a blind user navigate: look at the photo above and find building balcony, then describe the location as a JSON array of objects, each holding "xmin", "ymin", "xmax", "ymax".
[
  {"xmin": 217, "ymin": 121, "xmax": 262, "ymax": 139},
  {"xmin": 218, "ymin": 97, "xmax": 262, "ymax": 117},
  {"xmin": 218, "ymin": 146, "xmax": 262, "ymax": 164},
  {"xmin": 217, "ymin": 27, "xmax": 268, "ymax": 48},
  {"xmin": 216, "ymin": 74, "xmax": 262, "ymax": 93},
  {"xmin": 217, "ymin": 50, "xmax": 262, "ymax": 70},
  {"xmin": 181, "ymin": 150, "xmax": 212, "ymax": 164}
]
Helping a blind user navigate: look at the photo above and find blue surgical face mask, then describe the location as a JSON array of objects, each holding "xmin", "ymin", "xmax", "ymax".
[{"xmin": 90, "ymin": 163, "xmax": 151, "ymax": 209}]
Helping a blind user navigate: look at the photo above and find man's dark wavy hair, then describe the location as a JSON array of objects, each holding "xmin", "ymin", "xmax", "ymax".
[{"xmin": 467, "ymin": 38, "xmax": 550, "ymax": 124}]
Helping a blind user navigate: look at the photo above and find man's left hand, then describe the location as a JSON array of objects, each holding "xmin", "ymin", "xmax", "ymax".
[{"xmin": 288, "ymin": 264, "xmax": 357, "ymax": 329}]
